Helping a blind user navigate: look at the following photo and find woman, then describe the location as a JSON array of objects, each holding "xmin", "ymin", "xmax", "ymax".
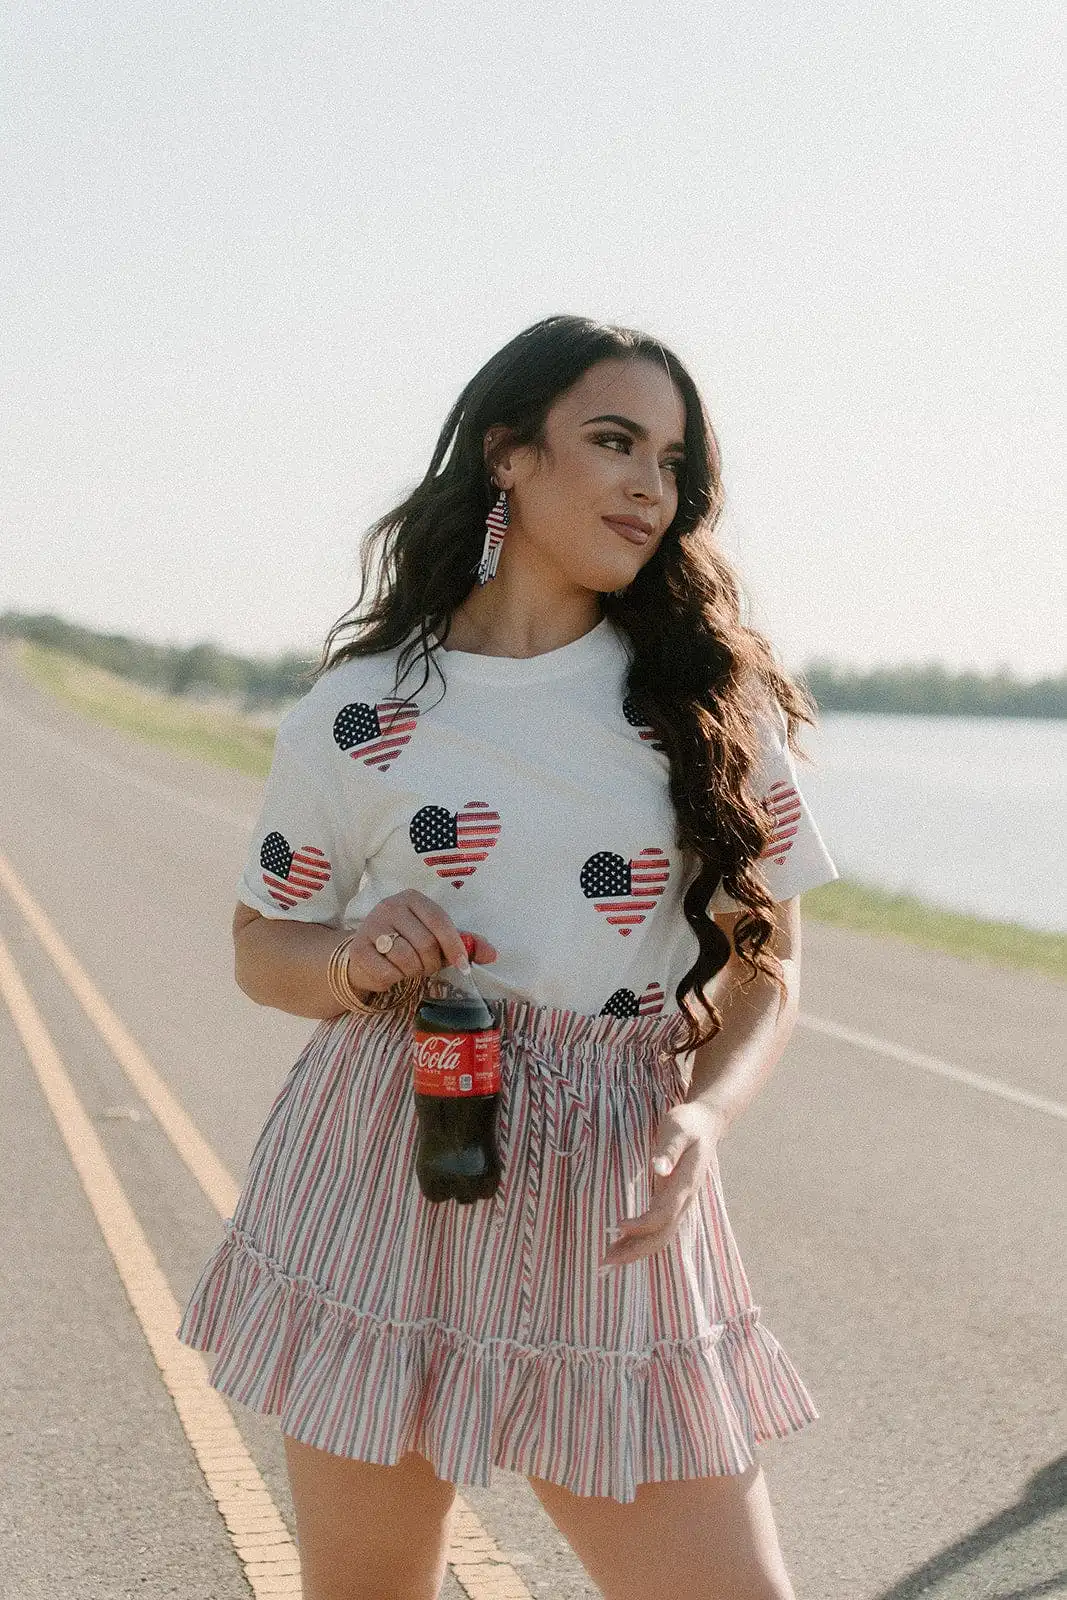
[{"xmin": 177, "ymin": 314, "xmax": 839, "ymax": 1600}]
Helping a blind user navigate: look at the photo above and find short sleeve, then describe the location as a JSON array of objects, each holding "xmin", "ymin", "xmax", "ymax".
[
  {"xmin": 235, "ymin": 696, "xmax": 368, "ymax": 926},
  {"xmin": 708, "ymin": 701, "xmax": 839, "ymax": 911}
]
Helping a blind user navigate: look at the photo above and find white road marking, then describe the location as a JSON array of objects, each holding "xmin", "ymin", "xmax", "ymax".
[
  {"xmin": 797, "ymin": 1012, "xmax": 1066, "ymax": 1119},
  {"xmin": 5, "ymin": 672, "xmax": 1063, "ymax": 1127},
  {"xmin": 3, "ymin": 677, "xmax": 1062, "ymax": 1124}
]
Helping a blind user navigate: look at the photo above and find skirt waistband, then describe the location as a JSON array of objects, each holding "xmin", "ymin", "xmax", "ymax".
[
  {"xmin": 493, "ymin": 995, "xmax": 688, "ymax": 1063},
  {"xmin": 367, "ymin": 990, "xmax": 691, "ymax": 1073}
]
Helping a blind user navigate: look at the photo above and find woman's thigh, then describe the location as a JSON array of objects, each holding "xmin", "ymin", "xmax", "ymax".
[
  {"xmin": 527, "ymin": 1459, "xmax": 796, "ymax": 1600},
  {"xmin": 283, "ymin": 1434, "xmax": 458, "ymax": 1600}
]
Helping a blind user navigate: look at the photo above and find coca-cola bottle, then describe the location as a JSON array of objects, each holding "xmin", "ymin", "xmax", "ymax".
[{"xmin": 412, "ymin": 933, "xmax": 502, "ymax": 1204}]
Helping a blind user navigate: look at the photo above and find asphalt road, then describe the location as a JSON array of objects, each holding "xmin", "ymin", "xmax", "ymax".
[{"xmin": 1, "ymin": 640, "xmax": 1064, "ymax": 1600}]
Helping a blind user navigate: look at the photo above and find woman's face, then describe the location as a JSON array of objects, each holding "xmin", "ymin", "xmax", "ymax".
[{"xmin": 488, "ymin": 357, "xmax": 688, "ymax": 595}]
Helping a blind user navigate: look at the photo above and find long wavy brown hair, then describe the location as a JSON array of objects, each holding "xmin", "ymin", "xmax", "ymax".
[{"xmin": 310, "ymin": 314, "xmax": 820, "ymax": 1056}]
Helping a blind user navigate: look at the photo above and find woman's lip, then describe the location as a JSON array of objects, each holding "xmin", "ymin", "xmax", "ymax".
[{"xmin": 603, "ymin": 517, "xmax": 651, "ymax": 545}]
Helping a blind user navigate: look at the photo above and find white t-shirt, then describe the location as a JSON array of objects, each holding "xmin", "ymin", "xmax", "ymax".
[{"xmin": 235, "ymin": 616, "xmax": 839, "ymax": 1016}]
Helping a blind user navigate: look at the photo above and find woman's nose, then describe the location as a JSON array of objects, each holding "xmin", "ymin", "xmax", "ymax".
[{"xmin": 629, "ymin": 459, "xmax": 664, "ymax": 503}]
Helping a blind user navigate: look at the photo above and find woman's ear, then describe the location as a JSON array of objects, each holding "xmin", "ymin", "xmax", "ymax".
[
  {"xmin": 483, "ymin": 426, "xmax": 515, "ymax": 488},
  {"xmin": 483, "ymin": 427, "xmax": 500, "ymax": 478}
]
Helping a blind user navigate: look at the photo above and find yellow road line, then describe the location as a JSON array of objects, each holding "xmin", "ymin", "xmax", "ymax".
[
  {"xmin": 0, "ymin": 850, "xmax": 533, "ymax": 1599},
  {"xmin": 0, "ymin": 933, "xmax": 302, "ymax": 1597},
  {"xmin": 0, "ymin": 850, "xmax": 240, "ymax": 1217}
]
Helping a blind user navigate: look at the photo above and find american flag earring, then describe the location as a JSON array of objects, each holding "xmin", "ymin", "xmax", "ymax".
[{"xmin": 476, "ymin": 487, "xmax": 508, "ymax": 584}]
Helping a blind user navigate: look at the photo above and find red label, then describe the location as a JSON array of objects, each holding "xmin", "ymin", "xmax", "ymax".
[{"xmin": 412, "ymin": 1027, "xmax": 502, "ymax": 1097}]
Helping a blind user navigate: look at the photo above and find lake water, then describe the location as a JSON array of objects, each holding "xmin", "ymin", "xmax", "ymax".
[{"xmin": 792, "ymin": 714, "xmax": 1066, "ymax": 936}]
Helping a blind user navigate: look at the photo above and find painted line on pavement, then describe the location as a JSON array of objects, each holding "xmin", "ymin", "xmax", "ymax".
[
  {"xmin": 0, "ymin": 850, "xmax": 534, "ymax": 1599},
  {"xmin": 0, "ymin": 850, "xmax": 242, "ymax": 1218},
  {"xmin": 0, "ymin": 933, "xmax": 302, "ymax": 1597},
  {"xmin": 798, "ymin": 1012, "xmax": 1066, "ymax": 1120},
  {"xmin": 5, "ymin": 689, "xmax": 1059, "ymax": 1127}
]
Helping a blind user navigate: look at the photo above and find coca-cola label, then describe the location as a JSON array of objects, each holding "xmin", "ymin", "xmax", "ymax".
[{"xmin": 412, "ymin": 1027, "xmax": 502, "ymax": 1096}]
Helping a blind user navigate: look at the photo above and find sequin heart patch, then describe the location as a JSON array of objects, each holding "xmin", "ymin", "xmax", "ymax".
[
  {"xmin": 333, "ymin": 699, "xmax": 419, "ymax": 772},
  {"xmin": 259, "ymin": 832, "xmax": 332, "ymax": 909},
  {"xmin": 580, "ymin": 847, "xmax": 670, "ymax": 935},
  {"xmin": 410, "ymin": 801, "xmax": 502, "ymax": 888},
  {"xmin": 600, "ymin": 980, "xmax": 666, "ymax": 1017}
]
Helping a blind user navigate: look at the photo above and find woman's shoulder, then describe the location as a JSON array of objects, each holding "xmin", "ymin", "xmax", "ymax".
[{"xmin": 274, "ymin": 636, "xmax": 426, "ymax": 745}]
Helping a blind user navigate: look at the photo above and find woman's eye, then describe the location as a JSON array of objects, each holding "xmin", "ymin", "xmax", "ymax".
[{"xmin": 596, "ymin": 434, "xmax": 684, "ymax": 476}]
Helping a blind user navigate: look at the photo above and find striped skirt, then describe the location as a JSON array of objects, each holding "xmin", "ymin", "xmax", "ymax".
[{"xmin": 176, "ymin": 997, "xmax": 818, "ymax": 1503}]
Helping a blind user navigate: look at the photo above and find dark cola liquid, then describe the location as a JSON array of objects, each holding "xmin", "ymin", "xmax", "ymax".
[{"xmin": 412, "ymin": 994, "xmax": 502, "ymax": 1205}]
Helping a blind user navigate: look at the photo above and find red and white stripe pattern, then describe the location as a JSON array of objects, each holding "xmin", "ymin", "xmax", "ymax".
[
  {"xmin": 176, "ymin": 996, "xmax": 820, "ymax": 1503},
  {"xmin": 425, "ymin": 800, "xmax": 502, "ymax": 888},
  {"xmin": 357, "ymin": 700, "xmax": 420, "ymax": 773},
  {"xmin": 598, "ymin": 847, "xmax": 671, "ymax": 936},
  {"xmin": 638, "ymin": 980, "xmax": 665, "ymax": 1014},
  {"xmin": 760, "ymin": 781, "xmax": 801, "ymax": 866}
]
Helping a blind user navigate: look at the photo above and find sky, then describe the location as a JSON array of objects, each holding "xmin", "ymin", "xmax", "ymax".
[{"xmin": 3, "ymin": 1, "xmax": 1062, "ymax": 677}]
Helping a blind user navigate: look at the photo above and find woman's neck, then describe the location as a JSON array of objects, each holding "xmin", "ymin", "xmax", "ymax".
[{"xmin": 440, "ymin": 594, "xmax": 605, "ymax": 659}]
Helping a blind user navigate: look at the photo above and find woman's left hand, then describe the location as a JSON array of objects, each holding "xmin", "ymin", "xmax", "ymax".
[{"xmin": 600, "ymin": 1101, "xmax": 727, "ymax": 1271}]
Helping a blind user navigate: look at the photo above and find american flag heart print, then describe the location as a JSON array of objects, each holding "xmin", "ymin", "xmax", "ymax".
[
  {"xmin": 259, "ymin": 832, "xmax": 332, "ymax": 909},
  {"xmin": 409, "ymin": 800, "xmax": 502, "ymax": 889},
  {"xmin": 333, "ymin": 699, "xmax": 419, "ymax": 773},
  {"xmin": 599, "ymin": 980, "xmax": 666, "ymax": 1018},
  {"xmin": 622, "ymin": 692, "xmax": 666, "ymax": 752},
  {"xmin": 638, "ymin": 979, "xmax": 665, "ymax": 1013},
  {"xmin": 581, "ymin": 846, "xmax": 671, "ymax": 935}
]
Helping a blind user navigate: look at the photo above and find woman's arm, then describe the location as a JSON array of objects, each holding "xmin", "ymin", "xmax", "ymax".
[
  {"xmin": 232, "ymin": 904, "xmax": 370, "ymax": 1020},
  {"xmin": 231, "ymin": 896, "xmax": 495, "ymax": 1020},
  {"xmin": 684, "ymin": 897, "xmax": 802, "ymax": 1135}
]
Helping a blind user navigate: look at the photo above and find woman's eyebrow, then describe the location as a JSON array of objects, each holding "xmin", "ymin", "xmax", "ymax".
[{"xmin": 581, "ymin": 413, "xmax": 686, "ymax": 453}]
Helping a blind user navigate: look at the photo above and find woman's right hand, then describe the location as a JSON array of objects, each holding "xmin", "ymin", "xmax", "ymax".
[{"xmin": 344, "ymin": 891, "xmax": 498, "ymax": 994}]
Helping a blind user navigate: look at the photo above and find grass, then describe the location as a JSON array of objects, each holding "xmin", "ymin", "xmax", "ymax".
[
  {"xmin": 16, "ymin": 638, "xmax": 279, "ymax": 778},
  {"xmin": 800, "ymin": 876, "xmax": 1065, "ymax": 982},
  {"xmin": 14, "ymin": 639, "xmax": 1066, "ymax": 983}
]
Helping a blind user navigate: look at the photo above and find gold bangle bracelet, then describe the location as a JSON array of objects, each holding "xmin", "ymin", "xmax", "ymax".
[{"xmin": 326, "ymin": 933, "xmax": 422, "ymax": 1018}]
